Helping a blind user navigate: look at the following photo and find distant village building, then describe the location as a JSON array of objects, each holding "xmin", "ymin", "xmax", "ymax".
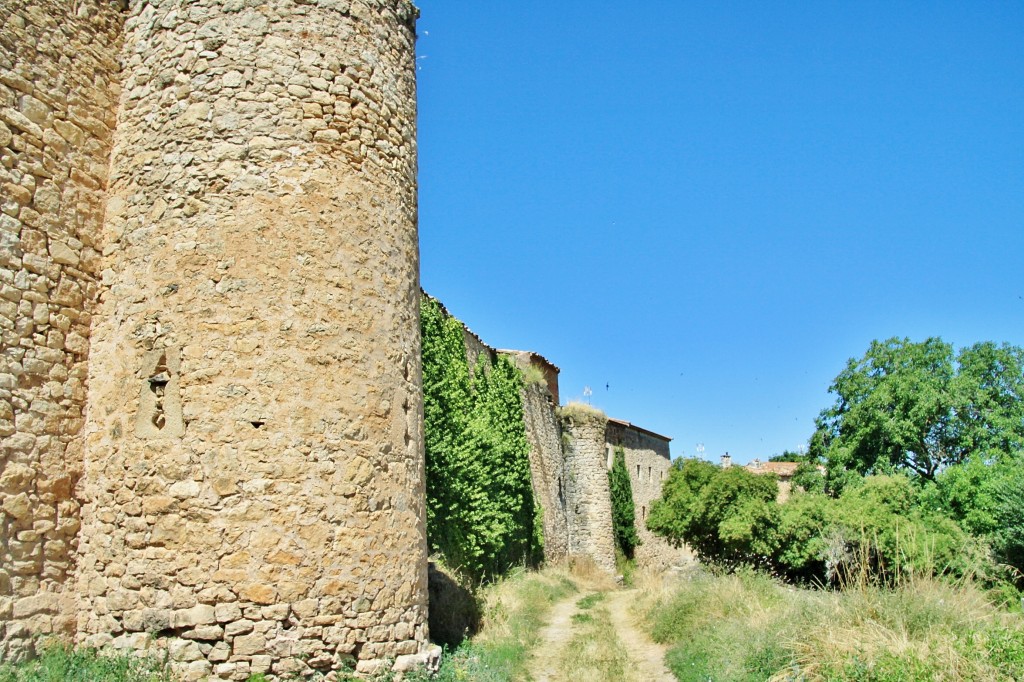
[
  {"xmin": 744, "ymin": 459, "xmax": 801, "ymax": 502},
  {"xmin": 719, "ymin": 453, "xmax": 806, "ymax": 502}
]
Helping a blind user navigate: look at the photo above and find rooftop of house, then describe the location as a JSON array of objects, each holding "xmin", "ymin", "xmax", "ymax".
[
  {"xmin": 607, "ymin": 417, "xmax": 673, "ymax": 443},
  {"xmin": 745, "ymin": 460, "xmax": 800, "ymax": 477},
  {"xmin": 495, "ymin": 349, "xmax": 561, "ymax": 374}
]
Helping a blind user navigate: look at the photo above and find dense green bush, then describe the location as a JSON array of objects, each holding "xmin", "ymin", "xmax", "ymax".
[
  {"xmin": 648, "ymin": 459, "xmax": 983, "ymax": 584},
  {"xmin": 421, "ymin": 296, "xmax": 541, "ymax": 582},
  {"xmin": 825, "ymin": 474, "xmax": 984, "ymax": 584},
  {"xmin": 648, "ymin": 460, "xmax": 780, "ymax": 571},
  {"xmin": 607, "ymin": 446, "xmax": 639, "ymax": 559},
  {"xmin": 922, "ymin": 451, "xmax": 1024, "ymax": 583}
]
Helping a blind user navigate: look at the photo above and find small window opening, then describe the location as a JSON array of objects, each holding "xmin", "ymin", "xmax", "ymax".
[{"xmin": 148, "ymin": 353, "xmax": 170, "ymax": 430}]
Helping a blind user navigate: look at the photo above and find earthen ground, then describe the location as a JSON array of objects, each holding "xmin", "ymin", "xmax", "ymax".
[
  {"xmin": 529, "ymin": 591, "xmax": 589, "ymax": 682},
  {"xmin": 605, "ymin": 589, "xmax": 675, "ymax": 682},
  {"xmin": 528, "ymin": 588, "xmax": 674, "ymax": 682}
]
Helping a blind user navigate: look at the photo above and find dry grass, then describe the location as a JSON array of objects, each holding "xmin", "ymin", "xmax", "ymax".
[
  {"xmin": 555, "ymin": 596, "xmax": 636, "ymax": 682},
  {"xmin": 473, "ymin": 567, "xmax": 578, "ymax": 652},
  {"xmin": 638, "ymin": 568, "xmax": 1024, "ymax": 681},
  {"xmin": 521, "ymin": 364, "xmax": 548, "ymax": 387},
  {"xmin": 780, "ymin": 577, "xmax": 1023, "ymax": 682},
  {"xmin": 558, "ymin": 401, "xmax": 607, "ymax": 422},
  {"xmin": 564, "ymin": 554, "xmax": 619, "ymax": 591}
]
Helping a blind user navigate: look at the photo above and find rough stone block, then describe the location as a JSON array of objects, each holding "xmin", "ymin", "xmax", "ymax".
[
  {"xmin": 232, "ymin": 632, "xmax": 266, "ymax": 657},
  {"xmin": 172, "ymin": 604, "xmax": 217, "ymax": 629},
  {"xmin": 214, "ymin": 602, "xmax": 242, "ymax": 623}
]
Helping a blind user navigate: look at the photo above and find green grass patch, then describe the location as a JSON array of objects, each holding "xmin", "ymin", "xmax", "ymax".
[
  {"xmin": 0, "ymin": 644, "xmax": 176, "ymax": 682},
  {"xmin": 575, "ymin": 592, "xmax": 605, "ymax": 610},
  {"xmin": 557, "ymin": 602, "xmax": 634, "ymax": 682}
]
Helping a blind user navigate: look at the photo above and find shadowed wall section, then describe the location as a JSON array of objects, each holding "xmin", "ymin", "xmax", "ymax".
[{"xmin": 0, "ymin": 0, "xmax": 124, "ymax": 662}]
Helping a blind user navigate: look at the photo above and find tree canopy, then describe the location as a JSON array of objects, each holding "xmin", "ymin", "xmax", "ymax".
[
  {"xmin": 647, "ymin": 462, "xmax": 980, "ymax": 584},
  {"xmin": 810, "ymin": 337, "xmax": 1024, "ymax": 483}
]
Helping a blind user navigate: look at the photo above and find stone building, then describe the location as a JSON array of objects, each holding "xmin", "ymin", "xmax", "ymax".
[
  {"xmin": 435, "ymin": 301, "xmax": 690, "ymax": 575},
  {"xmin": 744, "ymin": 459, "xmax": 800, "ymax": 502},
  {"xmin": 2, "ymin": 0, "xmax": 432, "ymax": 677},
  {"xmin": 606, "ymin": 419, "xmax": 691, "ymax": 568}
]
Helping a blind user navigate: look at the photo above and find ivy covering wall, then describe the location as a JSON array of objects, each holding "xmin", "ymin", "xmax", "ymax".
[
  {"xmin": 609, "ymin": 445, "xmax": 640, "ymax": 558},
  {"xmin": 421, "ymin": 296, "xmax": 541, "ymax": 581}
]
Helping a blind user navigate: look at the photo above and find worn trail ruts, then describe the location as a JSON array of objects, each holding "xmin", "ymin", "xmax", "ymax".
[
  {"xmin": 606, "ymin": 589, "xmax": 675, "ymax": 682},
  {"xmin": 529, "ymin": 588, "xmax": 674, "ymax": 682},
  {"xmin": 529, "ymin": 591, "xmax": 591, "ymax": 682}
]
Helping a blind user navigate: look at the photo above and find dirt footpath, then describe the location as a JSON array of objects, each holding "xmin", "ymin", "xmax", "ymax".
[
  {"xmin": 529, "ymin": 591, "xmax": 589, "ymax": 682},
  {"xmin": 528, "ymin": 588, "xmax": 674, "ymax": 682},
  {"xmin": 605, "ymin": 589, "xmax": 675, "ymax": 682}
]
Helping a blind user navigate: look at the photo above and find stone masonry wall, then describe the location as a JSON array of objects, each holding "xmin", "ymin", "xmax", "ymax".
[
  {"xmin": 519, "ymin": 382, "xmax": 567, "ymax": 563},
  {"xmin": 74, "ymin": 1, "xmax": 428, "ymax": 679},
  {"xmin": 0, "ymin": 0, "xmax": 124, "ymax": 662},
  {"xmin": 560, "ymin": 412, "xmax": 616, "ymax": 573},
  {"xmin": 606, "ymin": 423, "xmax": 692, "ymax": 569}
]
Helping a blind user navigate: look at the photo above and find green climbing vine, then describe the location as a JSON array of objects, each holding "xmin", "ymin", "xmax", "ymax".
[
  {"xmin": 609, "ymin": 445, "xmax": 640, "ymax": 559},
  {"xmin": 421, "ymin": 295, "xmax": 542, "ymax": 582}
]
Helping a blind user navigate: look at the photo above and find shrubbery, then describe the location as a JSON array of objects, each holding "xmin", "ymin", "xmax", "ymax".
[
  {"xmin": 421, "ymin": 296, "xmax": 541, "ymax": 582},
  {"xmin": 608, "ymin": 446, "xmax": 639, "ymax": 559},
  {"xmin": 650, "ymin": 337, "xmax": 1024, "ymax": 591},
  {"xmin": 648, "ymin": 462, "xmax": 986, "ymax": 585}
]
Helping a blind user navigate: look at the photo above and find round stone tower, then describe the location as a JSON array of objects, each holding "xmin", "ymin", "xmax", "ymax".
[{"xmin": 78, "ymin": 0, "xmax": 427, "ymax": 678}]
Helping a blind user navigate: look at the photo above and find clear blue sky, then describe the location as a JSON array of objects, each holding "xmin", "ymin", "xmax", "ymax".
[{"xmin": 414, "ymin": 1, "xmax": 1024, "ymax": 465}]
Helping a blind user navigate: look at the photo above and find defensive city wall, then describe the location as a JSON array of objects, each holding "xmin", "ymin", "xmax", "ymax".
[
  {"xmin": 436, "ymin": 299, "xmax": 689, "ymax": 576},
  {"xmin": 0, "ymin": 1, "xmax": 685, "ymax": 678}
]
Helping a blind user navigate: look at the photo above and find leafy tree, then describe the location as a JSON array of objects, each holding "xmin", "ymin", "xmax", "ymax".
[
  {"xmin": 952, "ymin": 342, "xmax": 1024, "ymax": 457},
  {"xmin": 922, "ymin": 451, "xmax": 1024, "ymax": 582},
  {"xmin": 769, "ymin": 449, "xmax": 810, "ymax": 463},
  {"xmin": 811, "ymin": 337, "xmax": 1024, "ymax": 484},
  {"xmin": 608, "ymin": 446, "xmax": 639, "ymax": 558},
  {"xmin": 648, "ymin": 461, "xmax": 779, "ymax": 570},
  {"xmin": 790, "ymin": 461, "xmax": 826, "ymax": 495},
  {"xmin": 646, "ymin": 458, "xmax": 718, "ymax": 550}
]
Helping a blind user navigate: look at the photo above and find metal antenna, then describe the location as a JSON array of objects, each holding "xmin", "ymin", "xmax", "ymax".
[
  {"xmin": 696, "ymin": 442, "xmax": 705, "ymax": 460},
  {"xmin": 583, "ymin": 385, "xmax": 592, "ymax": 404}
]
